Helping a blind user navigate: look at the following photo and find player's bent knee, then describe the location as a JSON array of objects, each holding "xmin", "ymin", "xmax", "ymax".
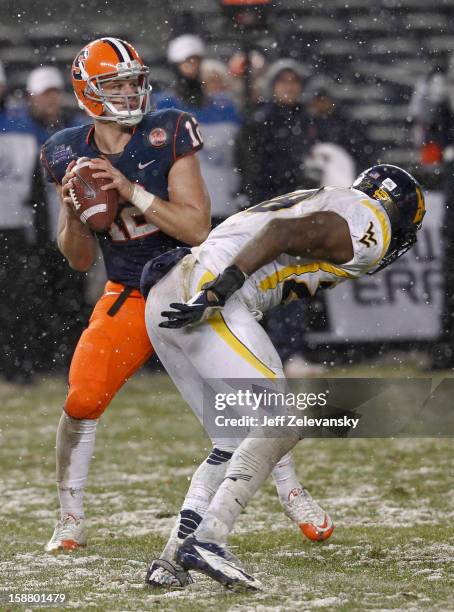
[
  {"xmin": 65, "ymin": 382, "xmax": 111, "ymax": 419},
  {"xmin": 65, "ymin": 326, "xmax": 118, "ymax": 419}
]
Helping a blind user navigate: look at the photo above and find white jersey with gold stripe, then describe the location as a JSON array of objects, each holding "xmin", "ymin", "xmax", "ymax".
[{"xmin": 192, "ymin": 186, "xmax": 391, "ymax": 313}]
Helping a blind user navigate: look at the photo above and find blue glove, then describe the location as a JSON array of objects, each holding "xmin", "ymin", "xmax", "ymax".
[{"xmin": 160, "ymin": 264, "xmax": 247, "ymax": 329}]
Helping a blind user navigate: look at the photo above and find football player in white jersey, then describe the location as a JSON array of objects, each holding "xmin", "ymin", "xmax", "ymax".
[{"xmin": 142, "ymin": 164, "xmax": 426, "ymax": 589}]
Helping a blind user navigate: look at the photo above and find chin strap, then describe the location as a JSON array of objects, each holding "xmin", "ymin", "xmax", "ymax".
[{"xmin": 368, "ymin": 231, "xmax": 417, "ymax": 274}]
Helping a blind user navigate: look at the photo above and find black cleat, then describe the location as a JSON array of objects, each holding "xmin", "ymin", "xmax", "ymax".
[
  {"xmin": 176, "ymin": 535, "xmax": 262, "ymax": 591},
  {"xmin": 145, "ymin": 558, "xmax": 193, "ymax": 588}
]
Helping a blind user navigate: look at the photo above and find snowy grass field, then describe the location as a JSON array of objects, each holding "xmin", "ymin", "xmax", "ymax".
[{"xmin": 1, "ymin": 372, "xmax": 453, "ymax": 611}]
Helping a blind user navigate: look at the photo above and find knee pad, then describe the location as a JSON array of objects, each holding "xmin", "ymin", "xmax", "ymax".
[
  {"xmin": 65, "ymin": 326, "xmax": 114, "ymax": 419},
  {"xmin": 65, "ymin": 381, "xmax": 111, "ymax": 419}
]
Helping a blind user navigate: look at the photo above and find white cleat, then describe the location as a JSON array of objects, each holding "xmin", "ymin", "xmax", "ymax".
[
  {"xmin": 283, "ymin": 487, "xmax": 335, "ymax": 542},
  {"xmin": 45, "ymin": 513, "xmax": 87, "ymax": 553}
]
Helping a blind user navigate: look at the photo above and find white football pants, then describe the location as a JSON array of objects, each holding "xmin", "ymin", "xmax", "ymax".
[{"xmin": 145, "ymin": 255, "xmax": 286, "ymax": 451}]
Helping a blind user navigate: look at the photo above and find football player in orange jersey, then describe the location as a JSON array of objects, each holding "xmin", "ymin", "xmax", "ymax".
[{"xmin": 41, "ymin": 37, "xmax": 210, "ymax": 555}]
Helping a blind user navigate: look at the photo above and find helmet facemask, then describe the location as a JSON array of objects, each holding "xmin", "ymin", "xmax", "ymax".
[
  {"xmin": 80, "ymin": 60, "xmax": 151, "ymax": 126},
  {"xmin": 368, "ymin": 229, "xmax": 417, "ymax": 274}
]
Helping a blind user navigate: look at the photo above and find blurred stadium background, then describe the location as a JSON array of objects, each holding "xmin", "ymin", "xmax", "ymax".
[
  {"xmin": 0, "ymin": 0, "xmax": 454, "ymax": 167},
  {"xmin": 1, "ymin": 0, "xmax": 451, "ymax": 168},
  {"xmin": 1, "ymin": 2, "xmax": 453, "ymax": 610},
  {"xmin": 1, "ymin": 0, "xmax": 453, "ymax": 376}
]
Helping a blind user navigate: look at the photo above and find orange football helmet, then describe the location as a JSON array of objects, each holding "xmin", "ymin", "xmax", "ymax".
[{"xmin": 71, "ymin": 37, "xmax": 150, "ymax": 126}]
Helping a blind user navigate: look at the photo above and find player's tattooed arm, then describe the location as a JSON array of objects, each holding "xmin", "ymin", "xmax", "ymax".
[
  {"xmin": 90, "ymin": 154, "xmax": 211, "ymax": 246},
  {"xmin": 56, "ymin": 160, "xmax": 97, "ymax": 272},
  {"xmin": 232, "ymin": 212, "xmax": 354, "ymax": 277}
]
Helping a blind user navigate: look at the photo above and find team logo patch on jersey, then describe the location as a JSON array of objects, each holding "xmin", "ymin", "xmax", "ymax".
[
  {"xmin": 359, "ymin": 221, "xmax": 377, "ymax": 248},
  {"xmin": 51, "ymin": 144, "xmax": 74, "ymax": 165},
  {"xmin": 149, "ymin": 128, "xmax": 168, "ymax": 147}
]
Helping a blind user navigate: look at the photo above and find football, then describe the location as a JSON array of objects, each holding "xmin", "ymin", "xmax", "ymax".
[{"xmin": 69, "ymin": 158, "xmax": 119, "ymax": 232}]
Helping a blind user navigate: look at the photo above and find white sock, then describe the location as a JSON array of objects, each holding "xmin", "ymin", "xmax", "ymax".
[
  {"xmin": 161, "ymin": 446, "xmax": 234, "ymax": 562},
  {"xmin": 271, "ymin": 452, "xmax": 302, "ymax": 504},
  {"xmin": 56, "ymin": 412, "xmax": 98, "ymax": 520},
  {"xmin": 196, "ymin": 434, "xmax": 299, "ymax": 544}
]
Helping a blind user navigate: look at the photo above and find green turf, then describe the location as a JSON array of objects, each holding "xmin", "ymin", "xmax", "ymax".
[{"xmin": 1, "ymin": 372, "xmax": 453, "ymax": 611}]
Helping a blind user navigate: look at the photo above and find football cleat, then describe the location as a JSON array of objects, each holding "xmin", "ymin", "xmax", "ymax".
[
  {"xmin": 145, "ymin": 558, "xmax": 193, "ymax": 588},
  {"xmin": 283, "ymin": 487, "xmax": 334, "ymax": 542},
  {"xmin": 176, "ymin": 535, "xmax": 262, "ymax": 591},
  {"xmin": 45, "ymin": 513, "xmax": 87, "ymax": 553}
]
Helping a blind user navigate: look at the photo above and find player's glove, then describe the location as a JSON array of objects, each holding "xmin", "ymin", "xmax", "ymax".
[{"xmin": 160, "ymin": 264, "xmax": 247, "ymax": 329}]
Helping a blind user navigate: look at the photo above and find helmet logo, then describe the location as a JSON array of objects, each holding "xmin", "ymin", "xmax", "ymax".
[
  {"xmin": 72, "ymin": 56, "xmax": 84, "ymax": 81},
  {"xmin": 373, "ymin": 187, "xmax": 392, "ymax": 202},
  {"xmin": 382, "ymin": 177, "xmax": 397, "ymax": 191},
  {"xmin": 72, "ymin": 50, "xmax": 89, "ymax": 81},
  {"xmin": 72, "ymin": 66, "xmax": 82, "ymax": 81},
  {"xmin": 149, "ymin": 128, "xmax": 168, "ymax": 147},
  {"xmin": 413, "ymin": 186, "xmax": 426, "ymax": 224}
]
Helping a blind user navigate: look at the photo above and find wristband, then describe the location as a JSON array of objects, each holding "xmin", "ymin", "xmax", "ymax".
[
  {"xmin": 206, "ymin": 265, "xmax": 248, "ymax": 303},
  {"xmin": 130, "ymin": 184, "xmax": 155, "ymax": 214}
]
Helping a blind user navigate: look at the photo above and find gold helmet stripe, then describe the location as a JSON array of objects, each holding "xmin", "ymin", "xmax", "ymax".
[{"xmin": 413, "ymin": 186, "xmax": 426, "ymax": 225}]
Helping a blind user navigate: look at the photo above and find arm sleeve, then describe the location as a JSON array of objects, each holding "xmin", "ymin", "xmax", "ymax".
[{"xmin": 173, "ymin": 112, "xmax": 203, "ymax": 161}]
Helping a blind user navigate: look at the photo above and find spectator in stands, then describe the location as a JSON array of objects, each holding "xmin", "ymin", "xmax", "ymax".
[
  {"xmin": 228, "ymin": 49, "xmax": 267, "ymax": 108},
  {"xmin": 154, "ymin": 34, "xmax": 242, "ymax": 223},
  {"xmin": 305, "ymin": 85, "xmax": 369, "ymax": 169},
  {"xmin": 0, "ymin": 62, "xmax": 41, "ymax": 383},
  {"xmin": 408, "ymin": 56, "xmax": 452, "ymax": 165},
  {"xmin": 409, "ymin": 55, "xmax": 454, "ymax": 368},
  {"xmin": 19, "ymin": 67, "xmax": 85, "ymax": 241},
  {"xmin": 0, "ymin": 61, "xmax": 6, "ymax": 110},
  {"xmin": 24, "ymin": 66, "xmax": 84, "ymax": 143},
  {"xmin": 236, "ymin": 59, "xmax": 310, "ymax": 204},
  {"xmin": 236, "ymin": 60, "xmax": 361, "ymax": 205},
  {"xmin": 200, "ymin": 59, "xmax": 231, "ymax": 97},
  {"xmin": 17, "ymin": 66, "xmax": 88, "ymax": 376}
]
